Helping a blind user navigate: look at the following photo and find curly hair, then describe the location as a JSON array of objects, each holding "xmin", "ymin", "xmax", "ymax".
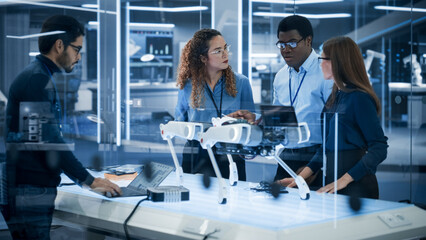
[{"xmin": 176, "ymin": 29, "xmax": 237, "ymax": 109}]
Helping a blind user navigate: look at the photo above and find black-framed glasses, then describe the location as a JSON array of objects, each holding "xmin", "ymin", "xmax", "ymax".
[
  {"xmin": 275, "ymin": 38, "xmax": 304, "ymax": 49},
  {"xmin": 69, "ymin": 43, "xmax": 82, "ymax": 54},
  {"xmin": 318, "ymin": 57, "xmax": 331, "ymax": 63}
]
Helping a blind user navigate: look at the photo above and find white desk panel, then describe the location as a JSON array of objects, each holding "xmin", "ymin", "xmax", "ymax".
[{"xmin": 55, "ymin": 173, "xmax": 426, "ymax": 239}]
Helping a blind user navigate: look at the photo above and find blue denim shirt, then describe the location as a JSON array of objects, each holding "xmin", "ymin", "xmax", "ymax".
[
  {"xmin": 175, "ymin": 72, "xmax": 255, "ymax": 123},
  {"xmin": 273, "ymin": 50, "xmax": 333, "ymax": 149}
]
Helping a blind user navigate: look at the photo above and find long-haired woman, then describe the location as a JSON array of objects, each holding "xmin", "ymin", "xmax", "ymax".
[
  {"xmin": 280, "ymin": 36, "xmax": 388, "ymax": 199},
  {"xmin": 175, "ymin": 28, "xmax": 255, "ymax": 181}
]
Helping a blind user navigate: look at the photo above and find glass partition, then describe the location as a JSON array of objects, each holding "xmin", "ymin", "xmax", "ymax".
[{"xmin": 0, "ymin": 0, "xmax": 425, "ymax": 238}]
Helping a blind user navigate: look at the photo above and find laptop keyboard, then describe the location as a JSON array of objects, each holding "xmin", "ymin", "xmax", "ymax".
[{"xmin": 119, "ymin": 187, "xmax": 147, "ymax": 197}]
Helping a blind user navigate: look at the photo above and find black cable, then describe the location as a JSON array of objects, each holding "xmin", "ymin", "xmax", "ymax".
[
  {"xmin": 124, "ymin": 197, "xmax": 148, "ymax": 240},
  {"xmin": 203, "ymin": 228, "xmax": 220, "ymax": 240}
]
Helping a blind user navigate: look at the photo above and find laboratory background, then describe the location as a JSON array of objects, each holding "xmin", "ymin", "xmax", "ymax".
[{"xmin": 0, "ymin": 0, "xmax": 426, "ymax": 239}]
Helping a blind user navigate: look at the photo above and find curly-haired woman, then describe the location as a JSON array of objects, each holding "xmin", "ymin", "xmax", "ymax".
[{"xmin": 175, "ymin": 28, "xmax": 255, "ymax": 181}]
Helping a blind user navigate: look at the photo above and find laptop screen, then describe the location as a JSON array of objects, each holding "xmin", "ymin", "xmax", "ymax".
[{"xmin": 260, "ymin": 105, "xmax": 298, "ymax": 127}]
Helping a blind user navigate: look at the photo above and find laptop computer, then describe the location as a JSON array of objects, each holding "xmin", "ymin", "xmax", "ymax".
[{"xmin": 106, "ymin": 162, "xmax": 174, "ymax": 198}]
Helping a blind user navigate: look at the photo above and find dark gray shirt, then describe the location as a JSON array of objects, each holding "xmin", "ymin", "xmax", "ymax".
[{"xmin": 5, "ymin": 55, "xmax": 94, "ymax": 187}]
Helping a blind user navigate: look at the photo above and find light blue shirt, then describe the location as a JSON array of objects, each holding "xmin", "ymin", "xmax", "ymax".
[
  {"xmin": 273, "ymin": 50, "xmax": 333, "ymax": 149},
  {"xmin": 175, "ymin": 72, "xmax": 255, "ymax": 123}
]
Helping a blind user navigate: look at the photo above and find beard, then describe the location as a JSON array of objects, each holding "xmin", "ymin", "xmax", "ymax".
[{"xmin": 57, "ymin": 50, "xmax": 75, "ymax": 73}]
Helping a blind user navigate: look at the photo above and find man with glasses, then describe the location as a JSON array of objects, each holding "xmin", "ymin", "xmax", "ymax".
[
  {"xmin": 2, "ymin": 15, "xmax": 121, "ymax": 239},
  {"xmin": 273, "ymin": 15, "xmax": 333, "ymax": 188}
]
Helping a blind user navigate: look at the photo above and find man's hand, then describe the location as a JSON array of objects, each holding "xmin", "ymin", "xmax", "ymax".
[
  {"xmin": 228, "ymin": 110, "xmax": 258, "ymax": 124},
  {"xmin": 317, "ymin": 173, "xmax": 354, "ymax": 194},
  {"xmin": 90, "ymin": 177, "xmax": 122, "ymax": 196}
]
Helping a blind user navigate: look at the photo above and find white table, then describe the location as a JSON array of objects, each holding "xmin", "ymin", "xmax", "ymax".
[{"xmin": 55, "ymin": 173, "xmax": 426, "ymax": 239}]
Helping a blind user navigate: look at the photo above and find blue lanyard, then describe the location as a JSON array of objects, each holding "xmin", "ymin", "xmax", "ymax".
[
  {"xmin": 38, "ymin": 59, "xmax": 63, "ymax": 129},
  {"xmin": 206, "ymin": 77, "xmax": 224, "ymax": 118},
  {"xmin": 289, "ymin": 70, "xmax": 307, "ymax": 106}
]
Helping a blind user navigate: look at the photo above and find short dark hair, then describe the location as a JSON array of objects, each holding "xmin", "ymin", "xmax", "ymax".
[
  {"xmin": 38, "ymin": 15, "xmax": 84, "ymax": 54},
  {"xmin": 276, "ymin": 15, "xmax": 313, "ymax": 40}
]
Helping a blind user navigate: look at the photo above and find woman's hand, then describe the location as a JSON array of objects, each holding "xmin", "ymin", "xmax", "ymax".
[
  {"xmin": 317, "ymin": 173, "xmax": 354, "ymax": 194},
  {"xmin": 276, "ymin": 178, "xmax": 297, "ymax": 188},
  {"xmin": 276, "ymin": 167, "xmax": 314, "ymax": 188}
]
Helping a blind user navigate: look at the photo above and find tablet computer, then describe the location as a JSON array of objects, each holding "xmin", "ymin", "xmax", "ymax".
[{"xmin": 260, "ymin": 105, "xmax": 298, "ymax": 127}]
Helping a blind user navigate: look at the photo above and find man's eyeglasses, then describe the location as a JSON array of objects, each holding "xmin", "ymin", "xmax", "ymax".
[
  {"xmin": 69, "ymin": 43, "xmax": 82, "ymax": 55},
  {"xmin": 276, "ymin": 38, "xmax": 304, "ymax": 49},
  {"xmin": 210, "ymin": 45, "xmax": 231, "ymax": 55},
  {"xmin": 318, "ymin": 57, "xmax": 331, "ymax": 63}
]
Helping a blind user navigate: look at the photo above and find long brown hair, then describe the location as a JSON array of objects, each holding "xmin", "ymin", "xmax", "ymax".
[
  {"xmin": 323, "ymin": 36, "xmax": 381, "ymax": 115},
  {"xmin": 176, "ymin": 29, "xmax": 236, "ymax": 108}
]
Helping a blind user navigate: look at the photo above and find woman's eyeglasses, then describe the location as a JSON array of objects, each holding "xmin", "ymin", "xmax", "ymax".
[
  {"xmin": 210, "ymin": 45, "xmax": 231, "ymax": 55},
  {"xmin": 318, "ymin": 57, "xmax": 331, "ymax": 63}
]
